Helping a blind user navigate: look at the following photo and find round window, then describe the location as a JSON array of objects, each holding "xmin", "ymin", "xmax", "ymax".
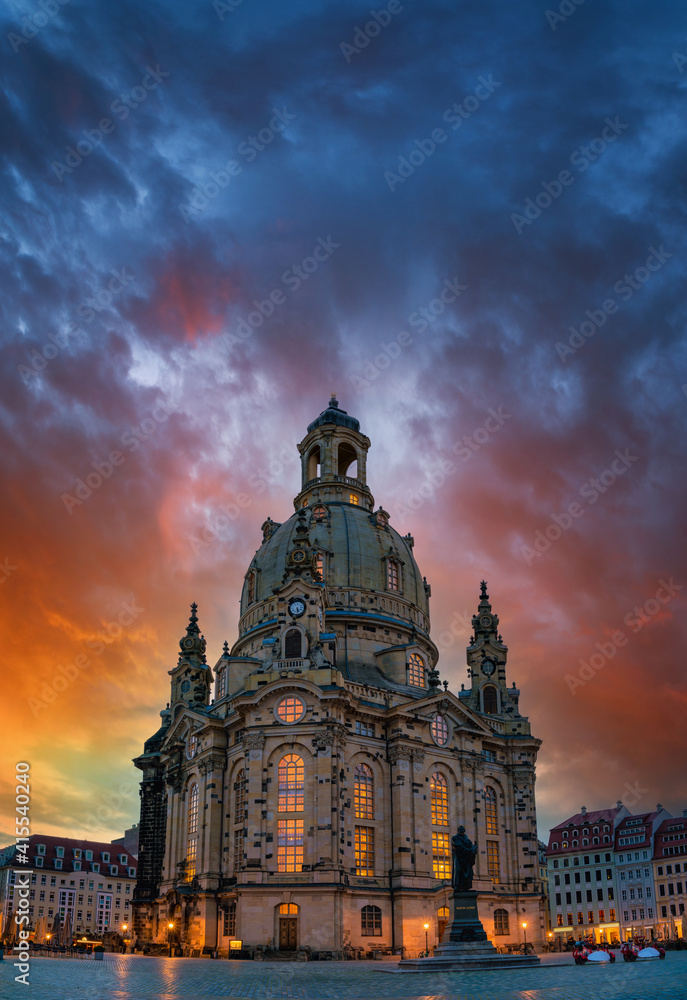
[
  {"xmin": 186, "ymin": 734, "xmax": 198, "ymax": 759},
  {"xmin": 181, "ymin": 680, "xmax": 191, "ymax": 693},
  {"xmin": 430, "ymin": 714, "xmax": 449, "ymax": 746},
  {"xmin": 275, "ymin": 695, "xmax": 306, "ymax": 725},
  {"xmin": 312, "ymin": 505, "xmax": 327, "ymax": 522}
]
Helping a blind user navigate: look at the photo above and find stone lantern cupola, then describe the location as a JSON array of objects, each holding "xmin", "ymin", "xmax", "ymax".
[{"xmin": 293, "ymin": 395, "xmax": 374, "ymax": 511}]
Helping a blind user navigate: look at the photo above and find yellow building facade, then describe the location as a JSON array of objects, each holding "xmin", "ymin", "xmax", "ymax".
[{"xmin": 132, "ymin": 397, "xmax": 546, "ymax": 957}]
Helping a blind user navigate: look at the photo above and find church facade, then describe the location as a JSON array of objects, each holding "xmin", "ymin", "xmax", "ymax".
[{"xmin": 131, "ymin": 398, "xmax": 546, "ymax": 957}]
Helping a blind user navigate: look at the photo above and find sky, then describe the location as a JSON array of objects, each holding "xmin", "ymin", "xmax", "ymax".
[{"xmin": 1, "ymin": 0, "xmax": 686, "ymax": 847}]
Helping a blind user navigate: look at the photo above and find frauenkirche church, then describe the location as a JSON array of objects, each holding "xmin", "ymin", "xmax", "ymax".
[{"xmin": 132, "ymin": 397, "xmax": 545, "ymax": 956}]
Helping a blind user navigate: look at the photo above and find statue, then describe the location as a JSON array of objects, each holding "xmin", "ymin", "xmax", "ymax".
[{"xmin": 451, "ymin": 825, "xmax": 477, "ymax": 891}]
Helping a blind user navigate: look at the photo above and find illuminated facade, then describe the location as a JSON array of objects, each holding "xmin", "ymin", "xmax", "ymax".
[{"xmin": 132, "ymin": 398, "xmax": 545, "ymax": 957}]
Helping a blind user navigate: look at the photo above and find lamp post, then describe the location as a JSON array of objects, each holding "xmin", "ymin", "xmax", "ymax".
[
  {"xmin": 522, "ymin": 921, "xmax": 528, "ymax": 954},
  {"xmin": 168, "ymin": 922, "xmax": 174, "ymax": 958},
  {"xmin": 423, "ymin": 922, "xmax": 430, "ymax": 957}
]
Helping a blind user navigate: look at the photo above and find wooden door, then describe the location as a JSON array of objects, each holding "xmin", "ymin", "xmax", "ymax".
[{"xmin": 279, "ymin": 917, "xmax": 297, "ymax": 950}]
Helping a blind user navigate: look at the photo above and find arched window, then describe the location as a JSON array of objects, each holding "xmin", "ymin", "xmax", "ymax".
[
  {"xmin": 338, "ymin": 442, "xmax": 358, "ymax": 478},
  {"xmin": 234, "ymin": 769, "xmax": 246, "ymax": 820},
  {"xmin": 485, "ymin": 787, "xmax": 498, "ymax": 835},
  {"xmin": 361, "ymin": 904, "xmax": 382, "ymax": 936},
  {"xmin": 430, "ymin": 773, "xmax": 449, "ymax": 827},
  {"xmin": 494, "ymin": 908, "xmax": 509, "ymax": 935},
  {"xmin": 284, "ymin": 629, "xmax": 302, "ymax": 659},
  {"xmin": 408, "ymin": 653, "xmax": 425, "ymax": 687},
  {"xmin": 354, "ymin": 764, "xmax": 374, "ymax": 820},
  {"xmin": 247, "ymin": 572, "xmax": 255, "ymax": 603},
  {"xmin": 349, "ymin": 493, "xmax": 359, "ymax": 505},
  {"xmin": 278, "ymin": 755, "xmax": 304, "ymax": 812},
  {"xmin": 482, "ymin": 685, "xmax": 498, "ymax": 714},
  {"xmin": 387, "ymin": 559, "xmax": 399, "ymax": 591},
  {"xmin": 187, "ymin": 783, "xmax": 198, "ymax": 879}
]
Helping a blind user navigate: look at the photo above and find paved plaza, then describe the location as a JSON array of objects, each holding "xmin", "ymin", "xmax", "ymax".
[{"xmin": 0, "ymin": 952, "xmax": 685, "ymax": 1000}]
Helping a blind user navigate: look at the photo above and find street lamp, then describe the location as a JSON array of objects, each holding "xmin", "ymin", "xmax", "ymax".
[
  {"xmin": 168, "ymin": 922, "xmax": 174, "ymax": 958},
  {"xmin": 423, "ymin": 922, "xmax": 430, "ymax": 956},
  {"xmin": 522, "ymin": 921, "xmax": 528, "ymax": 953}
]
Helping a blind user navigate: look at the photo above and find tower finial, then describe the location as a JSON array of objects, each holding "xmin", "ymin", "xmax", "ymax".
[
  {"xmin": 329, "ymin": 392, "xmax": 339, "ymax": 408},
  {"xmin": 480, "ymin": 580, "xmax": 488, "ymax": 600},
  {"xmin": 187, "ymin": 602, "xmax": 200, "ymax": 635},
  {"xmin": 222, "ymin": 639, "xmax": 229, "ymax": 656}
]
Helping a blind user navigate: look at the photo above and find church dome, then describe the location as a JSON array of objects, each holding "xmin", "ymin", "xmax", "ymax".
[{"xmin": 239, "ymin": 502, "xmax": 429, "ymax": 621}]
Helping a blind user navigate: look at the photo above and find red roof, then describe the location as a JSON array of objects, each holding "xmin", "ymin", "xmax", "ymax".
[
  {"xmin": 2, "ymin": 834, "xmax": 137, "ymax": 876},
  {"xmin": 545, "ymin": 808, "xmax": 619, "ymax": 856},
  {"xmin": 653, "ymin": 816, "xmax": 687, "ymax": 861}
]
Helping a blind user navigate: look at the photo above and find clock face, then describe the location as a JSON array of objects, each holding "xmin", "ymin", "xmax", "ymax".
[
  {"xmin": 480, "ymin": 615, "xmax": 492, "ymax": 628},
  {"xmin": 482, "ymin": 659, "xmax": 496, "ymax": 676},
  {"xmin": 289, "ymin": 599, "xmax": 306, "ymax": 618},
  {"xmin": 183, "ymin": 637, "xmax": 194, "ymax": 648}
]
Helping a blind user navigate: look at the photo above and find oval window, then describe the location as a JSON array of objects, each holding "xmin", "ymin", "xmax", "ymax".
[
  {"xmin": 430, "ymin": 714, "xmax": 449, "ymax": 746},
  {"xmin": 275, "ymin": 695, "xmax": 306, "ymax": 724}
]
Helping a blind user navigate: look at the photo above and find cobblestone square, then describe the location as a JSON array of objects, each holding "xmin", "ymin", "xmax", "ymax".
[{"xmin": 1, "ymin": 952, "xmax": 685, "ymax": 1000}]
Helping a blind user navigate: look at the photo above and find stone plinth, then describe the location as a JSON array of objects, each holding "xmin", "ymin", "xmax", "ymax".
[{"xmin": 398, "ymin": 891, "xmax": 540, "ymax": 972}]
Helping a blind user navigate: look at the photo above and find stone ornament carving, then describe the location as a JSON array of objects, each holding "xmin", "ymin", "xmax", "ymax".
[
  {"xmin": 387, "ymin": 745, "xmax": 413, "ymax": 766},
  {"xmin": 198, "ymin": 753, "xmax": 225, "ymax": 776}
]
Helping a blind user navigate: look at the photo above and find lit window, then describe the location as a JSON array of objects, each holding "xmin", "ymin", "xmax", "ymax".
[
  {"xmin": 482, "ymin": 686, "xmax": 498, "ymax": 714},
  {"xmin": 275, "ymin": 696, "xmax": 306, "ymax": 724},
  {"xmin": 361, "ymin": 904, "xmax": 382, "ymax": 936},
  {"xmin": 431, "ymin": 714, "xmax": 449, "ymax": 745},
  {"xmin": 438, "ymin": 905, "xmax": 449, "ymax": 939},
  {"xmin": 487, "ymin": 841, "xmax": 500, "ymax": 881},
  {"xmin": 387, "ymin": 559, "xmax": 399, "ymax": 590},
  {"xmin": 278, "ymin": 754, "xmax": 304, "ymax": 812},
  {"xmin": 354, "ymin": 764, "xmax": 374, "ymax": 820},
  {"xmin": 432, "ymin": 832, "xmax": 450, "ymax": 879},
  {"xmin": 312, "ymin": 505, "xmax": 327, "ymax": 522},
  {"xmin": 277, "ymin": 819, "xmax": 303, "ymax": 872},
  {"xmin": 430, "ymin": 773, "xmax": 449, "ymax": 827},
  {"xmin": 485, "ymin": 787, "xmax": 498, "ymax": 835},
  {"xmin": 355, "ymin": 827, "xmax": 375, "ymax": 876},
  {"xmin": 279, "ymin": 903, "xmax": 298, "ymax": 914},
  {"xmin": 408, "ymin": 653, "xmax": 425, "ymax": 687},
  {"xmin": 234, "ymin": 769, "xmax": 246, "ymax": 820},
  {"xmin": 494, "ymin": 908, "xmax": 509, "ymax": 935},
  {"xmin": 187, "ymin": 783, "xmax": 199, "ymax": 879},
  {"xmin": 349, "ymin": 494, "xmax": 359, "ymax": 505}
]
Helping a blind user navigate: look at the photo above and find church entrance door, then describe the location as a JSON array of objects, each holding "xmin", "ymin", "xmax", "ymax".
[{"xmin": 279, "ymin": 917, "xmax": 297, "ymax": 950}]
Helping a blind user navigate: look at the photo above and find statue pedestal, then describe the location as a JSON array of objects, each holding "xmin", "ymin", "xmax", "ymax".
[{"xmin": 397, "ymin": 891, "xmax": 540, "ymax": 972}]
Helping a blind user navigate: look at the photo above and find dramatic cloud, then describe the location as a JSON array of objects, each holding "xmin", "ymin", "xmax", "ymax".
[{"xmin": 1, "ymin": 0, "xmax": 686, "ymax": 844}]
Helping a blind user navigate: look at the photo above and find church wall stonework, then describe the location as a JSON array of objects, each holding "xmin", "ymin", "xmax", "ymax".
[{"xmin": 132, "ymin": 398, "xmax": 547, "ymax": 957}]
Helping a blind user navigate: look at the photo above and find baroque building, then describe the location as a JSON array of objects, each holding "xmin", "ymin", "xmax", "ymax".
[{"xmin": 132, "ymin": 397, "xmax": 545, "ymax": 956}]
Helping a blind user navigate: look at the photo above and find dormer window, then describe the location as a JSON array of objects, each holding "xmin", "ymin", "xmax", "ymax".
[
  {"xmin": 407, "ymin": 653, "xmax": 425, "ymax": 687},
  {"xmin": 119, "ymin": 855, "xmax": 127, "ymax": 864},
  {"xmin": 102, "ymin": 852, "xmax": 110, "ymax": 863},
  {"xmin": 34, "ymin": 856, "xmax": 43, "ymax": 867},
  {"xmin": 85, "ymin": 851, "xmax": 93, "ymax": 861},
  {"xmin": 73, "ymin": 849, "xmax": 81, "ymax": 859},
  {"xmin": 387, "ymin": 559, "xmax": 399, "ymax": 591},
  {"xmin": 55, "ymin": 846, "xmax": 64, "ymax": 858},
  {"xmin": 92, "ymin": 863, "xmax": 100, "ymax": 873},
  {"xmin": 37, "ymin": 844, "xmax": 46, "ymax": 855},
  {"xmin": 312, "ymin": 505, "xmax": 327, "ymax": 522},
  {"xmin": 54, "ymin": 859, "xmax": 63, "ymax": 870}
]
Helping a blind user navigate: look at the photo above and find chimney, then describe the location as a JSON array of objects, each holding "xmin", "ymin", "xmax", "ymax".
[
  {"xmin": 657, "ymin": 804, "xmax": 663, "ymax": 812},
  {"xmin": 581, "ymin": 806, "xmax": 587, "ymax": 817},
  {"xmin": 616, "ymin": 801, "xmax": 622, "ymax": 809}
]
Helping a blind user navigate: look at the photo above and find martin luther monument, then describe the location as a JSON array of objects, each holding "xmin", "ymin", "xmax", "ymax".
[{"xmin": 399, "ymin": 826, "xmax": 540, "ymax": 970}]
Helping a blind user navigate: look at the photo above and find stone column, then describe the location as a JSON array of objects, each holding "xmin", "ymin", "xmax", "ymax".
[{"xmin": 242, "ymin": 732, "xmax": 266, "ymax": 871}]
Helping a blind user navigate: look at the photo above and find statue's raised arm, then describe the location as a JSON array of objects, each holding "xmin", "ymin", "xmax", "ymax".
[{"xmin": 451, "ymin": 825, "xmax": 478, "ymax": 891}]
